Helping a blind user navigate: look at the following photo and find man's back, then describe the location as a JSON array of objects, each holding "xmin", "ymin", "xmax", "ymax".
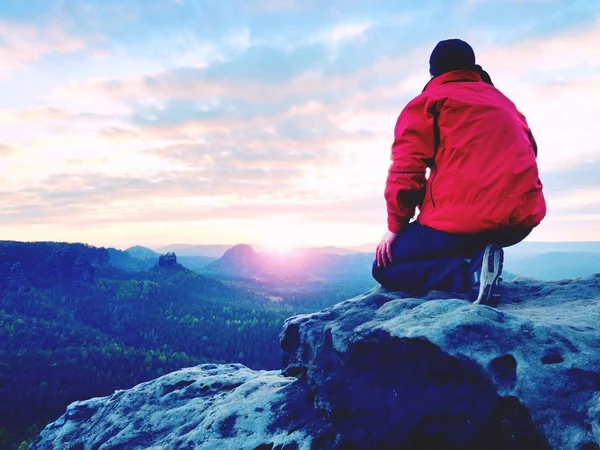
[{"xmin": 406, "ymin": 70, "xmax": 546, "ymax": 233}]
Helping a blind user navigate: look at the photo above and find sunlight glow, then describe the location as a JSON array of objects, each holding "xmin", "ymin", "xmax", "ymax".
[{"xmin": 258, "ymin": 218, "xmax": 301, "ymax": 253}]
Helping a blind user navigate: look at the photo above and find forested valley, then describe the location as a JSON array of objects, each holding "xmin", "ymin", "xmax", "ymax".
[{"xmin": 0, "ymin": 241, "xmax": 373, "ymax": 449}]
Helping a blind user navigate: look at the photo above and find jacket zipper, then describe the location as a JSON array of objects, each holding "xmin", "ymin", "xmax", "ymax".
[
  {"xmin": 422, "ymin": 76, "xmax": 485, "ymax": 209},
  {"xmin": 429, "ymin": 108, "xmax": 440, "ymax": 208}
]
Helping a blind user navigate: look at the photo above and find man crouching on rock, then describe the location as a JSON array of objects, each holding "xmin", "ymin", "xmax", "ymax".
[{"xmin": 372, "ymin": 39, "xmax": 546, "ymax": 305}]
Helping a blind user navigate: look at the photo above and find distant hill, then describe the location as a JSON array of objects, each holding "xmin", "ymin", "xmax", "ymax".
[
  {"xmin": 153, "ymin": 243, "xmax": 368, "ymax": 258},
  {"xmin": 203, "ymin": 244, "xmax": 374, "ymax": 285},
  {"xmin": 203, "ymin": 244, "xmax": 268, "ymax": 278},
  {"xmin": 504, "ymin": 241, "xmax": 600, "ymax": 258},
  {"xmin": 201, "ymin": 244, "xmax": 377, "ymax": 310},
  {"xmin": 125, "ymin": 245, "xmax": 159, "ymax": 260},
  {"xmin": 176, "ymin": 255, "xmax": 219, "ymax": 271},
  {"xmin": 142, "ymin": 241, "xmax": 600, "ymax": 283},
  {"xmin": 119, "ymin": 246, "xmax": 217, "ymax": 273},
  {"xmin": 153, "ymin": 244, "xmax": 231, "ymax": 258},
  {"xmin": 108, "ymin": 247, "xmax": 156, "ymax": 271},
  {"xmin": 504, "ymin": 251, "xmax": 600, "ymax": 281}
]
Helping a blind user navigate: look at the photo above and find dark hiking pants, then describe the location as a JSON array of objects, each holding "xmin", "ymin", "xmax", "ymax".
[{"xmin": 371, "ymin": 221, "xmax": 531, "ymax": 293}]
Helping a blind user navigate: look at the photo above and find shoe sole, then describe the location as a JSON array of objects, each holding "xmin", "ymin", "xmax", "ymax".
[{"xmin": 474, "ymin": 245, "xmax": 503, "ymax": 305}]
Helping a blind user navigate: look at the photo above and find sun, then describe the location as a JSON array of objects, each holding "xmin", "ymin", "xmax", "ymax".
[
  {"xmin": 258, "ymin": 218, "xmax": 302, "ymax": 254},
  {"xmin": 266, "ymin": 235, "xmax": 299, "ymax": 254}
]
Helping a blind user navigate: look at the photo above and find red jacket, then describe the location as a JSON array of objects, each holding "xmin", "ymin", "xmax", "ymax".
[{"xmin": 385, "ymin": 70, "xmax": 546, "ymax": 234}]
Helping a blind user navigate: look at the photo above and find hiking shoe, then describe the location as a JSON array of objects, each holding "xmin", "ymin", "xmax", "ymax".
[{"xmin": 473, "ymin": 244, "xmax": 504, "ymax": 306}]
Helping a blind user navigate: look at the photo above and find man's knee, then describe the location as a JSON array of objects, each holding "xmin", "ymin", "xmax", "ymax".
[
  {"xmin": 372, "ymin": 259, "xmax": 384, "ymax": 284},
  {"xmin": 372, "ymin": 259, "xmax": 413, "ymax": 290}
]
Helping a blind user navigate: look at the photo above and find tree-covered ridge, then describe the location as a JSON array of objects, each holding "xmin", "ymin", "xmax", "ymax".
[
  {"xmin": 0, "ymin": 242, "xmax": 296, "ymax": 449},
  {"xmin": 0, "ymin": 241, "xmax": 109, "ymax": 290}
]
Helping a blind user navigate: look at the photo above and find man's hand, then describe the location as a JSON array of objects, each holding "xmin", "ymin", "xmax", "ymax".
[{"xmin": 376, "ymin": 231, "xmax": 398, "ymax": 268}]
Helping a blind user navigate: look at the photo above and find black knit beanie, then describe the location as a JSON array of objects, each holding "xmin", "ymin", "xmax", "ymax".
[{"xmin": 429, "ymin": 39, "xmax": 476, "ymax": 76}]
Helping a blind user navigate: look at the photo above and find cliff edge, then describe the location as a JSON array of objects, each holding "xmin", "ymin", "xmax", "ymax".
[{"xmin": 31, "ymin": 275, "xmax": 600, "ymax": 449}]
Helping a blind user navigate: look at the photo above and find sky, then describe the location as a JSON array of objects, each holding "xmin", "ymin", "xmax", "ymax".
[{"xmin": 0, "ymin": 0, "xmax": 599, "ymax": 250}]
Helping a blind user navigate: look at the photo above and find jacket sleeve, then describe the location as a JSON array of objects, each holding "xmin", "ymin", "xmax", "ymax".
[{"xmin": 385, "ymin": 96, "xmax": 435, "ymax": 233}]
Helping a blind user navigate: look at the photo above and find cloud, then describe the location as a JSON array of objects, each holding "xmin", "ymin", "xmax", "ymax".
[
  {"xmin": 542, "ymin": 156, "xmax": 600, "ymax": 194},
  {"xmin": 0, "ymin": 21, "xmax": 88, "ymax": 75},
  {"xmin": 239, "ymin": 0, "xmax": 319, "ymax": 13},
  {"xmin": 0, "ymin": 143, "xmax": 13, "ymax": 155},
  {"xmin": 98, "ymin": 127, "xmax": 140, "ymax": 140},
  {"xmin": 536, "ymin": 76, "xmax": 600, "ymax": 102},
  {"xmin": 542, "ymin": 164, "xmax": 600, "ymax": 222},
  {"xmin": 0, "ymin": 149, "xmax": 388, "ymax": 227},
  {"xmin": 464, "ymin": 0, "xmax": 565, "ymax": 6},
  {"xmin": 480, "ymin": 19, "xmax": 600, "ymax": 75},
  {"xmin": 0, "ymin": 107, "xmax": 69, "ymax": 123},
  {"xmin": 144, "ymin": 130, "xmax": 347, "ymax": 172},
  {"xmin": 205, "ymin": 43, "xmax": 329, "ymax": 84},
  {"xmin": 0, "ymin": 176, "xmax": 384, "ymax": 228},
  {"xmin": 322, "ymin": 22, "xmax": 371, "ymax": 44},
  {"xmin": 9, "ymin": 167, "xmax": 301, "ymax": 203}
]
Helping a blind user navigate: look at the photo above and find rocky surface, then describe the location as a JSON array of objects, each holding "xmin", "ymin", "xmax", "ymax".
[
  {"xmin": 31, "ymin": 364, "xmax": 306, "ymax": 450},
  {"xmin": 31, "ymin": 275, "xmax": 600, "ymax": 449}
]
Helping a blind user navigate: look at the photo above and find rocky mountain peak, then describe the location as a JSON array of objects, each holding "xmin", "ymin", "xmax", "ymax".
[
  {"xmin": 221, "ymin": 244, "xmax": 257, "ymax": 260},
  {"xmin": 204, "ymin": 244, "xmax": 266, "ymax": 279},
  {"xmin": 157, "ymin": 252, "xmax": 179, "ymax": 268}
]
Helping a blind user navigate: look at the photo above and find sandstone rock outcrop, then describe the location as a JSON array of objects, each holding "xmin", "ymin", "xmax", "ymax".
[{"xmin": 31, "ymin": 275, "xmax": 600, "ymax": 449}]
